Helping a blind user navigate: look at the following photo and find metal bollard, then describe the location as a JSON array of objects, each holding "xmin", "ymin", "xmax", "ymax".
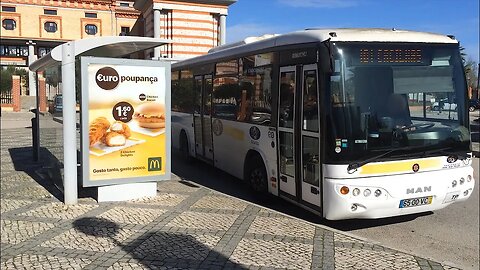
[{"xmin": 30, "ymin": 109, "xmax": 39, "ymax": 161}]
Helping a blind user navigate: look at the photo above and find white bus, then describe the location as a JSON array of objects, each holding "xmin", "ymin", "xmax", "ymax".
[{"xmin": 171, "ymin": 28, "xmax": 475, "ymax": 220}]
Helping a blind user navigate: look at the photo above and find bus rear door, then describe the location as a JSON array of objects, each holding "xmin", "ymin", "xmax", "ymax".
[{"xmin": 193, "ymin": 74, "xmax": 214, "ymax": 162}]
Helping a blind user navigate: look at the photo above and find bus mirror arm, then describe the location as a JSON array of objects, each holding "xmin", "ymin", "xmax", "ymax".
[{"xmin": 321, "ymin": 40, "xmax": 334, "ymax": 73}]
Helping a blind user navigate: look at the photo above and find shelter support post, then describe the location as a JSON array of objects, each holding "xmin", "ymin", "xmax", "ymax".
[
  {"xmin": 27, "ymin": 41, "xmax": 37, "ymax": 96},
  {"xmin": 62, "ymin": 42, "xmax": 78, "ymax": 205}
]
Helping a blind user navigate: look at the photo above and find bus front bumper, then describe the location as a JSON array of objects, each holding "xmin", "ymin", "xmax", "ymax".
[{"xmin": 323, "ymin": 167, "xmax": 475, "ymax": 220}]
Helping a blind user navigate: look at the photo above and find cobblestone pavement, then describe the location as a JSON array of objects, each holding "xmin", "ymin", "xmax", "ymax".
[{"xmin": 1, "ymin": 127, "xmax": 462, "ymax": 269}]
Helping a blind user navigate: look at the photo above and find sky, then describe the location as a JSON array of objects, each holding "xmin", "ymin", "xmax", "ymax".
[{"xmin": 226, "ymin": 0, "xmax": 480, "ymax": 63}]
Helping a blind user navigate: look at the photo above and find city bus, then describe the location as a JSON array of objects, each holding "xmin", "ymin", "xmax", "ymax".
[{"xmin": 171, "ymin": 28, "xmax": 475, "ymax": 220}]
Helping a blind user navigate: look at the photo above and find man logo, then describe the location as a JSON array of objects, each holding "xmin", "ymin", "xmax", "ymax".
[
  {"xmin": 406, "ymin": 186, "xmax": 432, "ymax": 194},
  {"xmin": 96, "ymin": 67, "xmax": 120, "ymax": 90},
  {"xmin": 148, "ymin": 157, "xmax": 162, "ymax": 171}
]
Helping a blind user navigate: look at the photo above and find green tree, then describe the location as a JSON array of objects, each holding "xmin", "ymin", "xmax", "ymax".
[
  {"xmin": 459, "ymin": 47, "xmax": 479, "ymax": 99},
  {"xmin": 0, "ymin": 66, "xmax": 27, "ymax": 93},
  {"xmin": 465, "ymin": 60, "xmax": 479, "ymax": 99}
]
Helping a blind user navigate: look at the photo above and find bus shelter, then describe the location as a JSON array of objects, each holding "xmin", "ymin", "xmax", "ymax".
[{"xmin": 29, "ymin": 36, "xmax": 172, "ymax": 205}]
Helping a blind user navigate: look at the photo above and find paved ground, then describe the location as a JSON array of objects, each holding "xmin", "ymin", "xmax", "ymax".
[{"xmin": 0, "ymin": 114, "xmax": 467, "ymax": 269}]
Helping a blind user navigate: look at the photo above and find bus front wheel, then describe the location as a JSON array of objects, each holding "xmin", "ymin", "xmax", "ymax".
[{"xmin": 247, "ymin": 156, "xmax": 268, "ymax": 194}]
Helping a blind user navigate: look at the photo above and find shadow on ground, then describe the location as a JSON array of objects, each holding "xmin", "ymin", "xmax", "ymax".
[
  {"xmin": 171, "ymin": 152, "xmax": 431, "ymax": 232},
  {"xmin": 8, "ymin": 147, "xmax": 96, "ymax": 202},
  {"xmin": 73, "ymin": 217, "xmax": 245, "ymax": 269}
]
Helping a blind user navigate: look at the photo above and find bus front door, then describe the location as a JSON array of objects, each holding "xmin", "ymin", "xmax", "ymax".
[
  {"xmin": 193, "ymin": 75, "xmax": 214, "ymax": 162},
  {"xmin": 278, "ymin": 66, "xmax": 297, "ymax": 197},
  {"xmin": 278, "ymin": 65, "xmax": 322, "ymax": 209},
  {"xmin": 300, "ymin": 64, "xmax": 321, "ymax": 208}
]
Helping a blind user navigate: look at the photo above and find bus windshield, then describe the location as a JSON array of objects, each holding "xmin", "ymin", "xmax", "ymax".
[{"xmin": 325, "ymin": 42, "xmax": 470, "ymax": 163}]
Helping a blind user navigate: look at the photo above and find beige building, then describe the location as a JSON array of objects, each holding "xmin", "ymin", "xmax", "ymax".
[
  {"xmin": 1, "ymin": 1, "xmax": 140, "ymax": 65},
  {"xmin": 0, "ymin": 0, "xmax": 236, "ymax": 95},
  {"xmin": 134, "ymin": 0, "xmax": 235, "ymax": 59}
]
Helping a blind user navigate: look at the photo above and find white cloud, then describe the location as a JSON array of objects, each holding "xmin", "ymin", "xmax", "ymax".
[
  {"xmin": 227, "ymin": 23, "xmax": 288, "ymax": 43},
  {"xmin": 278, "ymin": 0, "xmax": 357, "ymax": 8},
  {"xmin": 227, "ymin": 23, "xmax": 341, "ymax": 44}
]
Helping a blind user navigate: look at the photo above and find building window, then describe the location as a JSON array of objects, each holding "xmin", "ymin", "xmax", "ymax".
[
  {"xmin": 2, "ymin": 19, "xmax": 16, "ymax": 30},
  {"xmin": 44, "ymin": 21, "xmax": 57, "ymax": 33},
  {"xmin": 85, "ymin": 24, "xmax": 98, "ymax": 35},
  {"xmin": 44, "ymin": 9, "xmax": 57, "ymax": 15},
  {"xmin": 0, "ymin": 45, "xmax": 28, "ymax": 57},
  {"xmin": 1, "ymin": 6, "xmax": 16, "ymax": 12},
  {"xmin": 120, "ymin": 26, "xmax": 130, "ymax": 36},
  {"xmin": 38, "ymin": 47, "xmax": 52, "ymax": 57},
  {"xmin": 119, "ymin": 2, "xmax": 129, "ymax": 7},
  {"xmin": 85, "ymin": 12, "xmax": 97, "ymax": 18}
]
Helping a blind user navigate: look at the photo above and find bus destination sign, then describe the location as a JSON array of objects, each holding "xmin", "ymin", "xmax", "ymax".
[{"xmin": 359, "ymin": 48, "xmax": 424, "ymax": 64}]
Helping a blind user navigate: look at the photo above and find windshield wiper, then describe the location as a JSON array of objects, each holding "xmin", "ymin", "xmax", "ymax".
[
  {"xmin": 346, "ymin": 146, "xmax": 416, "ymax": 174},
  {"xmin": 424, "ymin": 146, "xmax": 471, "ymax": 160}
]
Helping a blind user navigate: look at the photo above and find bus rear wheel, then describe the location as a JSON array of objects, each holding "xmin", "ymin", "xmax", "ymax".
[
  {"xmin": 180, "ymin": 132, "xmax": 191, "ymax": 160},
  {"xmin": 247, "ymin": 156, "xmax": 268, "ymax": 194}
]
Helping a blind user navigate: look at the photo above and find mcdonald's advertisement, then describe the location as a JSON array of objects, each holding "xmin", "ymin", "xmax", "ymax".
[{"xmin": 81, "ymin": 58, "xmax": 171, "ymax": 186}]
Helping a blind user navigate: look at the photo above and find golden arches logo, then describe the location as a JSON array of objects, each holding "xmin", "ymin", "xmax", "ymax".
[{"xmin": 148, "ymin": 157, "xmax": 162, "ymax": 171}]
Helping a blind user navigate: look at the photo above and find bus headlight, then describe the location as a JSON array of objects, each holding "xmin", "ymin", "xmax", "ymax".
[
  {"xmin": 374, "ymin": 189, "xmax": 382, "ymax": 197},
  {"xmin": 460, "ymin": 177, "xmax": 465, "ymax": 185},
  {"xmin": 364, "ymin": 189, "xmax": 371, "ymax": 197},
  {"xmin": 452, "ymin": 180, "xmax": 457, "ymax": 188},
  {"xmin": 352, "ymin": 188, "xmax": 360, "ymax": 196}
]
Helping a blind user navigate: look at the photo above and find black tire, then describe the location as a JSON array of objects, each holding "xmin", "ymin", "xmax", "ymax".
[
  {"xmin": 469, "ymin": 106, "xmax": 475, "ymax": 112},
  {"xmin": 179, "ymin": 132, "xmax": 191, "ymax": 161},
  {"xmin": 247, "ymin": 156, "xmax": 268, "ymax": 194}
]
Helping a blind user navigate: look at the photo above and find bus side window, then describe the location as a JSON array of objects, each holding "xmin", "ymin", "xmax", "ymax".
[
  {"xmin": 303, "ymin": 70, "xmax": 318, "ymax": 132},
  {"xmin": 279, "ymin": 72, "xmax": 295, "ymax": 128}
]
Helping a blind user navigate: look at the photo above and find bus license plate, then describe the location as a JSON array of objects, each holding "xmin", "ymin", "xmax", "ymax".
[{"xmin": 399, "ymin": 196, "xmax": 432, "ymax": 208}]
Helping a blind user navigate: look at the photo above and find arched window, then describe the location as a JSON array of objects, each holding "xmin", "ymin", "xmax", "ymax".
[
  {"xmin": 44, "ymin": 21, "xmax": 57, "ymax": 33},
  {"xmin": 2, "ymin": 19, "xmax": 16, "ymax": 30},
  {"xmin": 85, "ymin": 24, "xmax": 97, "ymax": 35}
]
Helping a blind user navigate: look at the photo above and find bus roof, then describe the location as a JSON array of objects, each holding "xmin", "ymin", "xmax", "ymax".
[{"xmin": 173, "ymin": 28, "xmax": 458, "ymax": 69}]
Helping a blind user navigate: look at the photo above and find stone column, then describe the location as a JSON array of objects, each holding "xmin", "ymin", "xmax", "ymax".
[
  {"xmin": 27, "ymin": 41, "xmax": 37, "ymax": 96},
  {"xmin": 219, "ymin": 14, "xmax": 227, "ymax": 45},
  {"xmin": 11, "ymin": 75, "xmax": 21, "ymax": 112},
  {"xmin": 153, "ymin": 8, "xmax": 162, "ymax": 59},
  {"xmin": 38, "ymin": 74, "xmax": 47, "ymax": 112}
]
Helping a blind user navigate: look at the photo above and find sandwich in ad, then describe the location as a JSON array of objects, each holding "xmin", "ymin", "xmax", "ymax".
[{"xmin": 133, "ymin": 103, "xmax": 165, "ymax": 129}]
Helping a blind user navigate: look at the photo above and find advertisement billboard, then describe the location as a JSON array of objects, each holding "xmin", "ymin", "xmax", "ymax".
[{"xmin": 81, "ymin": 57, "xmax": 171, "ymax": 187}]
